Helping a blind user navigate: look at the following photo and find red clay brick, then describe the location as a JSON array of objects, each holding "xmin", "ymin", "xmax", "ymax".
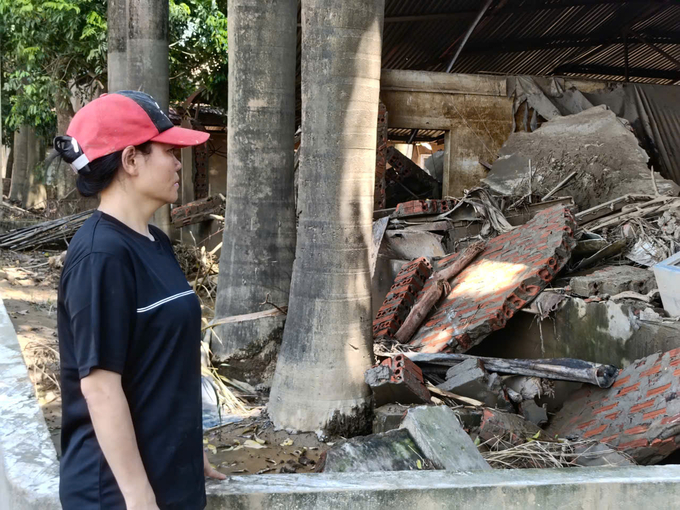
[
  {"xmin": 646, "ymin": 383, "xmax": 672, "ymax": 398},
  {"xmin": 641, "ymin": 364, "xmax": 662, "ymax": 378},
  {"xmin": 577, "ymin": 419, "xmax": 596, "ymax": 430},
  {"xmin": 674, "ymin": 368, "xmax": 680, "ymax": 378},
  {"xmin": 612, "ymin": 375, "xmax": 631, "ymax": 388},
  {"xmin": 668, "ymin": 347, "xmax": 680, "ymax": 358},
  {"xmin": 630, "ymin": 400, "xmax": 656, "ymax": 413},
  {"xmin": 600, "ymin": 434, "xmax": 619, "ymax": 444},
  {"xmin": 618, "ymin": 438, "xmax": 649, "ymax": 449},
  {"xmin": 624, "ymin": 425, "xmax": 649, "ymax": 435},
  {"xmin": 661, "ymin": 414, "xmax": 680, "ymax": 425},
  {"xmin": 618, "ymin": 382, "xmax": 640, "ymax": 396},
  {"xmin": 604, "ymin": 412, "xmax": 621, "ymax": 421},
  {"xmin": 593, "ymin": 402, "xmax": 619, "ymax": 415},
  {"xmin": 583, "ymin": 424, "xmax": 608, "ymax": 438},
  {"xmin": 643, "ymin": 408, "xmax": 667, "ymax": 421}
]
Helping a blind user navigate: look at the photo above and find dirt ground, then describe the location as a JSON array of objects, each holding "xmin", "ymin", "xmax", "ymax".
[{"xmin": 1, "ymin": 248, "xmax": 332, "ymax": 476}]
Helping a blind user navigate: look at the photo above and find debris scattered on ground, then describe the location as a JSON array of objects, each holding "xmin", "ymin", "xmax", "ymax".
[
  {"xmin": 436, "ymin": 358, "xmax": 511, "ymax": 411},
  {"xmin": 364, "ymin": 354, "xmax": 431, "ymax": 407},
  {"xmin": 372, "ymin": 404, "xmax": 412, "ymax": 433},
  {"xmin": 318, "ymin": 428, "xmax": 431, "ymax": 473},
  {"xmin": 170, "ymin": 194, "xmax": 225, "ymax": 228},
  {"xmin": 548, "ymin": 349, "xmax": 680, "ymax": 464},
  {"xmin": 400, "ymin": 405, "xmax": 491, "ymax": 471},
  {"xmin": 483, "ymin": 106, "xmax": 679, "ymax": 211},
  {"xmin": 0, "ymin": 210, "xmax": 93, "ymax": 250},
  {"xmin": 568, "ymin": 265, "xmax": 657, "ymax": 298}
]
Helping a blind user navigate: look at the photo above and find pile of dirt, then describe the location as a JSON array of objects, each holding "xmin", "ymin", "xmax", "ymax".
[{"xmin": 484, "ymin": 106, "xmax": 680, "ymax": 211}]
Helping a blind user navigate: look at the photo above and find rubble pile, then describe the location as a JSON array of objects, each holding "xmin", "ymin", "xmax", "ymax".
[{"xmin": 328, "ymin": 105, "xmax": 680, "ymax": 475}]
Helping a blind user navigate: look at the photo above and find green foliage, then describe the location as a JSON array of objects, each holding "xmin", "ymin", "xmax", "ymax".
[
  {"xmin": 169, "ymin": 0, "xmax": 228, "ymax": 108},
  {"xmin": 0, "ymin": 0, "xmax": 108, "ymax": 137},
  {"xmin": 0, "ymin": 0, "xmax": 228, "ymax": 142}
]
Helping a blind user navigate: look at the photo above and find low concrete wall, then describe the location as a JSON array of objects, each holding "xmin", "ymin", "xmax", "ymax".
[
  {"xmin": 3, "ymin": 296, "xmax": 680, "ymax": 509},
  {"xmin": 204, "ymin": 466, "xmax": 680, "ymax": 509},
  {"xmin": 0, "ymin": 296, "xmax": 61, "ymax": 509}
]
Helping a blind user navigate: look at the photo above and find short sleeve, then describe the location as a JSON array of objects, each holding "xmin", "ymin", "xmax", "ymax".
[{"xmin": 63, "ymin": 253, "xmax": 137, "ymax": 378}]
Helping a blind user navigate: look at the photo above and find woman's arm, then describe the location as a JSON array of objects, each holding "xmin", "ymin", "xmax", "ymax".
[{"xmin": 81, "ymin": 368, "xmax": 159, "ymax": 510}]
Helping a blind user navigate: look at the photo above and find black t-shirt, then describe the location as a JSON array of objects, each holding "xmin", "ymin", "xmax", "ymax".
[{"xmin": 57, "ymin": 211, "xmax": 205, "ymax": 510}]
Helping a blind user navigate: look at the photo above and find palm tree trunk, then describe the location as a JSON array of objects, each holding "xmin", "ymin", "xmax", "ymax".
[
  {"xmin": 107, "ymin": 0, "xmax": 172, "ymax": 235},
  {"xmin": 268, "ymin": 0, "xmax": 385, "ymax": 435},
  {"xmin": 9, "ymin": 125, "xmax": 29, "ymax": 205},
  {"xmin": 212, "ymin": 0, "xmax": 297, "ymax": 372}
]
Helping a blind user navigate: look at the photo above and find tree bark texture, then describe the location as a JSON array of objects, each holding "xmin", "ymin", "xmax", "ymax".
[
  {"xmin": 9, "ymin": 125, "xmax": 29, "ymax": 205},
  {"xmin": 107, "ymin": 0, "xmax": 172, "ymax": 235},
  {"xmin": 213, "ymin": 0, "xmax": 297, "ymax": 362},
  {"xmin": 268, "ymin": 0, "xmax": 385, "ymax": 435}
]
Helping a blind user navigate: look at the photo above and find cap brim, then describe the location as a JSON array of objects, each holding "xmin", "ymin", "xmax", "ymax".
[{"xmin": 150, "ymin": 126, "xmax": 210, "ymax": 147}]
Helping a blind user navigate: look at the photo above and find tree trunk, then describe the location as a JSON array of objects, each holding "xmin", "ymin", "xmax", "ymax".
[
  {"xmin": 5, "ymin": 146, "xmax": 13, "ymax": 180},
  {"xmin": 49, "ymin": 89, "xmax": 77, "ymax": 199},
  {"xmin": 107, "ymin": 0, "xmax": 172, "ymax": 236},
  {"xmin": 268, "ymin": 0, "xmax": 385, "ymax": 435},
  {"xmin": 212, "ymin": 0, "xmax": 297, "ymax": 366},
  {"xmin": 25, "ymin": 130, "xmax": 46, "ymax": 209},
  {"xmin": 9, "ymin": 125, "xmax": 29, "ymax": 205}
]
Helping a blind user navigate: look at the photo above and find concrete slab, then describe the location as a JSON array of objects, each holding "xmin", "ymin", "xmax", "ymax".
[
  {"xmin": 373, "ymin": 404, "xmax": 411, "ymax": 433},
  {"xmin": 570, "ymin": 265, "xmax": 656, "ymax": 298},
  {"xmin": 400, "ymin": 405, "xmax": 491, "ymax": 471},
  {"xmin": 438, "ymin": 359, "xmax": 507, "ymax": 409},
  {"xmin": 320, "ymin": 429, "xmax": 427, "ymax": 473}
]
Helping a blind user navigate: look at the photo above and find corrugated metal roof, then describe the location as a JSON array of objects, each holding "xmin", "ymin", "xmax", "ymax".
[{"xmin": 294, "ymin": 0, "xmax": 680, "ymax": 125}]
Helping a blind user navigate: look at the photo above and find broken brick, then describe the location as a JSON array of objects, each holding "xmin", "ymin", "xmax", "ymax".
[{"xmin": 548, "ymin": 350, "xmax": 680, "ymax": 464}]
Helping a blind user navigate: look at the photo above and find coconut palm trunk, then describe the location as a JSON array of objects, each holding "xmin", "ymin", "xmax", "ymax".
[
  {"xmin": 9, "ymin": 125, "xmax": 30, "ymax": 205},
  {"xmin": 212, "ymin": 0, "xmax": 297, "ymax": 376},
  {"xmin": 107, "ymin": 0, "xmax": 172, "ymax": 235},
  {"xmin": 268, "ymin": 0, "xmax": 385, "ymax": 435}
]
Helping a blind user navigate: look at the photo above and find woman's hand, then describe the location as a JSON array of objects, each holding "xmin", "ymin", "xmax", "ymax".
[{"xmin": 204, "ymin": 450, "xmax": 227, "ymax": 480}]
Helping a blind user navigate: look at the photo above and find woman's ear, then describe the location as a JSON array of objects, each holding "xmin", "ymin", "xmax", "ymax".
[{"xmin": 120, "ymin": 146, "xmax": 139, "ymax": 177}]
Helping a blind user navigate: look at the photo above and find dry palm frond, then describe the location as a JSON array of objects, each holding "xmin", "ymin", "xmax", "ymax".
[
  {"xmin": 481, "ymin": 438, "xmax": 633, "ymax": 469},
  {"xmin": 200, "ymin": 342, "xmax": 248, "ymax": 417}
]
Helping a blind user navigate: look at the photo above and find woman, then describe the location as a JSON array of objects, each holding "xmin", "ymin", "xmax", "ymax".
[{"xmin": 54, "ymin": 90, "xmax": 226, "ymax": 510}]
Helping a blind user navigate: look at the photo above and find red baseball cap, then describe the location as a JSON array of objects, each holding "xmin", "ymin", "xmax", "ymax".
[{"xmin": 60, "ymin": 90, "xmax": 209, "ymax": 173}]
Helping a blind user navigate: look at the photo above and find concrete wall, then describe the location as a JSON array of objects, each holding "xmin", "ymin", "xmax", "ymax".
[
  {"xmin": 477, "ymin": 297, "xmax": 680, "ymax": 369},
  {"xmin": 380, "ymin": 70, "xmax": 513, "ymax": 196},
  {"xmin": 4, "ymin": 298, "xmax": 680, "ymax": 508}
]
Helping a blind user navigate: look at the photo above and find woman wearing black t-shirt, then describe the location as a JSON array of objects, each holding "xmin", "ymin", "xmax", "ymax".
[{"xmin": 53, "ymin": 91, "xmax": 225, "ymax": 510}]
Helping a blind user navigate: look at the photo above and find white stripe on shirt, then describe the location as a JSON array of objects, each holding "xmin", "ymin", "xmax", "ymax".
[{"xmin": 137, "ymin": 290, "xmax": 195, "ymax": 313}]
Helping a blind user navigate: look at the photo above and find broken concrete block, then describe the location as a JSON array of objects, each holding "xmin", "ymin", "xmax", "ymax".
[
  {"xmin": 478, "ymin": 408, "xmax": 542, "ymax": 448},
  {"xmin": 372, "ymin": 404, "xmax": 411, "ymax": 434},
  {"xmin": 365, "ymin": 354, "xmax": 431, "ymax": 407},
  {"xmin": 319, "ymin": 428, "xmax": 429, "ymax": 473},
  {"xmin": 569, "ymin": 265, "xmax": 657, "ymax": 298},
  {"xmin": 400, "ymin": 405, "xmax": 491, "ymax": 471},
  {"xmin": 409, "ymin": 205, "xmax": 576, "ymax": 353},
  {"xmin": 548, "ymin": 349, "xmax": 680, "ymax": 464},
  {"xmin": 520, "ymin": 400, "xmax": 548, "ymax": 427},
  {"xmin": 437, "ymin": 359, "xmax": 508, "ymax": 409}
]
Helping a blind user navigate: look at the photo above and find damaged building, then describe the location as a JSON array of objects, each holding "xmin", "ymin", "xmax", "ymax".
[{"xmin": 4, "ymin": 0, "xmax": 680, "ymax": 508}]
